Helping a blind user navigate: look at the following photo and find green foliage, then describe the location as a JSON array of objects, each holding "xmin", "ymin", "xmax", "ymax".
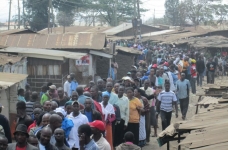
[
  {"xmin": 56, "ymin": 11, "xmax": 75, "ymax": 26},
  {"xmin": 24, "ymin": 0, "xmax": 49, "ymax": 31},
  {"xmin": 83, "ymin": 0, "xmax": 147, "ymax": 26},
  {"xmin": 164, "ymin": 0, "xmax": 180, "ymax": 26}
]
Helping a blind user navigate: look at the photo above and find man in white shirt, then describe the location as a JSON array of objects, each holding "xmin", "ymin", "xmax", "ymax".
[
  {"xmin": 64, "ymin": 75, "xmax": 71, "ymax": 98},
  {"xmin": 90, "ymin": 120, "xmax": 111, "ymax": 150},
  {"xmin": 67, "ymin": 101, "xmax": 88, "ymax": 150}
]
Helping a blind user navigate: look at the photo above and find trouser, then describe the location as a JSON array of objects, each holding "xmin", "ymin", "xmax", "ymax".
[
  {"xmin": 126, "ymin": 123, "xmax": 139, "ymax": 145},
  {"xmin": 191, "ymin": 78, "xmax": 196, "ymax": 94},
  {"xmin": 197, "ymin": 73, "xmax": 204, "ymax": 87},
  {"xmin": 145, "ymin": 112, "xmax": 151, "ymax": 142},
  {"xmin": 160, "ymin": 110, "xmax": 172, "ymax": 131},
  {"xmin": 180, "ymin": 97, "xmax": 189, "ymax": 117},
  {"xmin": 114, "ymin": 119, "xmax": 125, "ymax": 147},
  {"xmin": 208, "ymin": 71, "xmax": 215, "ymax": 84}
]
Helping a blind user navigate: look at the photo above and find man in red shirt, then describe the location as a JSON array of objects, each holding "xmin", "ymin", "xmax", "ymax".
[{"xmin": 7, "ymin": 124, "xmax": 38, "ymax": 150}]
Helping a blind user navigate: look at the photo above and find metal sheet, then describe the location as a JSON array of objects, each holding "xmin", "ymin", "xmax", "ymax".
[
  {"xmin": 0, "ymin": 72, "xmax": 28, "ymax": 89},
  {"xmin": 0, "ymin": 53, "xmax": 23, "ymax": 65},
  {"xmin": 0, "ymin": 32, "xmax": 106, "ymax": 50},
  {"xmin": 0, "ymin": 47, "xmax": 87, "ymax": 60}
]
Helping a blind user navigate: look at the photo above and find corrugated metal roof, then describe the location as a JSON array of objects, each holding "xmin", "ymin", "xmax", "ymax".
[
  {"xmin": 103, "ymin": 23, "xmax": 133, "ymax": 35},
  {"xmin": 0, "ymin": 29, "xmax": 36, "ymax": 36},
  {"xmin": 143, "ymin": 31, "xmax": 200, "ymax": 43},
  {"xmin": 0, "ymin": 72, "xmax": 28, "ymax": 89},
  {"xmin": 0, "ymin": 32, "xmax": 106, "ymax": 50},
  {"xmin": 116, "ymin": 46, "xmax": 141, "ymax": 54},
  {"xmin": 0, "ymin": 47, "xmax": 87, "ymax": 60},
  {"xmin": 38, "ymin": 26, "xmax": 111, "ymax": 34},
  {"xmin": 0, "ymin": 53, "xmax": 23, "ymax": 65}
]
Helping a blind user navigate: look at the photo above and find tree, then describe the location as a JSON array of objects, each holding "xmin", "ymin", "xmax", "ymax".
[
  {"xmin": 23, "ymin": 0, "xmax": 49, "ymax": 31},
  {"xmin": 164, "ymin": 0, "xmax": 180, "ymax": 26},
  {"xmin": 56, "ymin": 11, "xmax": 75, "ymax": 26},
  {"xmin": 183, "ymin": 0, "xmax": 222, "ymax": 27},
  {"xmin": 82, "ymin": 0, "xmax": 147, "ymax": 26},
  {"xmin": 24, "ymin": 0, "xmax": 83, "ymax": 31},
  {"xmin": 212, "ymin": 4, "xmax": 228, "ymax": 25}
]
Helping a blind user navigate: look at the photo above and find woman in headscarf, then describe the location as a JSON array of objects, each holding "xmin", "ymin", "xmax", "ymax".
[
  {"xmin": 134, "ymin": 88, "xmax": 150, "ymax": 147},
  {"xmin": 100, "ymin": 91, "xmax": 116, "ymax": 150},
  {"xmin": 126, "ymin": 87, "xmax": 142, "ymax": 145}
]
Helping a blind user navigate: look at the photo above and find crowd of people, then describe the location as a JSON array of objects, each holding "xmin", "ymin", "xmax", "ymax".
[{"xmin": 0, "ymin": 44, "xmax": 223, "ymax": 150}]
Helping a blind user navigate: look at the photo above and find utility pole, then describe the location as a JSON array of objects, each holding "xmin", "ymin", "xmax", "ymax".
[
  {"xmin": 18, "ymin": 0, "xmax": 20, "ymax": 29},
  {"xmin": 50, "ymin": 0, "xmax": 54, "ymax": 32},
  {"xmin": 23, "ymin": 0, "xmax": 25, "ymax": 27},
  {"xmin": 114, "ymin": 0, "xmax": 117, "ymax": 26},
  {"xmin": 134, "ymin": 0, "xmax": 137, "ymax": 18},
  {"xmin": 136, "ymin": 0, "xmax": 141, "ymax": 43},
  {"xmin": 8, "ymin": 0, "xmax": 12, "ymax": 30},
  {"xmin": 48, "ymin": 0, "xmax": 51, "ymax": 34},
  {"xmin": 153, "ymin": 9, "xmax": 155, "ymax": 26}
]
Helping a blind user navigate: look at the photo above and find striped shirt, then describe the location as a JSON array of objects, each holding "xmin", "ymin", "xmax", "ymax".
[
  {"xmin": 157, "ymin": 91, "xmax": 177, "ymax": 112},
  {"xmin": 26, "ymin": 101, "xmax": 34, "ymax": 116}
]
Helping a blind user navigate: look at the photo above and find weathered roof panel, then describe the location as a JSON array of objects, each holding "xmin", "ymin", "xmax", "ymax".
[
  {"xmin": 0, "ymin": 29, "xmax": 36, "ymax": 36},
  {"xmin": 0, "ymin": 72, "xmax": 28, "ymax": 89},
  {"xmin": 0, "ymin": 32, "xmax": 106, "ymax": 50},
  {"xmin": 38, "ymin": 26, "xmax": 111, "ymax": 34},
  {"xmin": 0, "ymin": 53, "xmax": 23, "ymax": 66},
  {"xmin": 0, "ymin": 47, "xmax": 87, "ymax": 60}
]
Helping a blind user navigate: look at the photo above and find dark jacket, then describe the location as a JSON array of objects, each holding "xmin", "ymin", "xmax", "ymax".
[
  {"xmin": 0, "ymin": 114, "xmax": 12, "ymax": 143},
  {"xmin": 113, "ymin": 104, "xmax": 121, "ymax": 121},
  {"xmin": 7, "ymin": 143, "xmax": 38, "ymax": 150},
  {"xmin": 43, "ymin": 143, "xmax": 59, "ymax": 150},
  {"xmin": 196, "ymin": 59, "xmax": 205, "ymax": 73},
  {"xmin": 80, "ymin": 109, "xmax": 102, "ymax": 121}
]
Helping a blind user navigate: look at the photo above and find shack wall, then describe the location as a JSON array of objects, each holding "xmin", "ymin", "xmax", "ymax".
[{"xmin": 27, "ymin": 58, "xmax": 69, "ymax": 91}]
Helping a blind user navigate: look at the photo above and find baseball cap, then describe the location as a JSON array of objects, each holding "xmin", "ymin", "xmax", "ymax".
[
  {"xmin": 72, "ymin": 101, "xmax": 79, "ymax": 106},
  {"xmin": 152, "ymin": 64, "xmax": 157, "ymax": 68},
  {"xmin": 89, "ymin": 120, "xmax": 105, "ymax": 131},
  {"xmin": 127, "ymin": 72, "xmax": 131, "ymax": 75},
  {"xmin": 49, "ymin": 85, "xmax": 56, "ymax": 90}
]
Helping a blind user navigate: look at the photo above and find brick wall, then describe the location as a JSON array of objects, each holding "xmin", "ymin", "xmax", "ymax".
[{"xmin": 27, "ymin": 75, "xmax": 63, "ymax": 92}]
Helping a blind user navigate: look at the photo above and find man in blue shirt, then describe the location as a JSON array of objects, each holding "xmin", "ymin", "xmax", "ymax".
[
  {"xmin": 70, "ymin": 73, "xmax": 78, "ymax": 93},
  {"xmin": 176, "ymin": 73, "xmax": 191, "ymax": 120},
  {"xmin": 80, "ymin": 98, "xmax": 102, "ymax": 123}
]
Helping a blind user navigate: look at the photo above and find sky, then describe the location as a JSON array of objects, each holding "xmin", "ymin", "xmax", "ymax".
[
  {"xmin": 0, "ymin": 0, "xmax": 166, "ymax": 23},
  {"xmin": 0, "ymin": 0, "xmax": 227, "ymax": 23}
]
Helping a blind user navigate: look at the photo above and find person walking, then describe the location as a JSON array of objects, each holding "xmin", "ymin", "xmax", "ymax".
[
  {"xmin": 196, "ymin": 55, "xmax": 205, "ymax": 87},
  {"xmin": 206, "ymin": 58, "xmax": 217, "ymax": 84},
  {"xmin": 157, "ymin": 80, "xmax": 178, "ymax": 130},
  {"xmin": 191, "ymin": 59, "xmax": 197, "ymax": 94},
  {"xmin": 176, "ymin": 73, "xmax": 191, "ymax": 120}
]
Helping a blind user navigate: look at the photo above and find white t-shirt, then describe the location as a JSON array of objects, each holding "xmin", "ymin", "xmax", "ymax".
[
  {"xmin": 96, "ymin": 135, "xmax": 111, "ymax": 150},
  {"xmin": 64, "ymin": 81, "xmax": 71, "ymax": 97},
  {"xmin": 157, "ymin": 90, "xmax": 177, "ymax": 112}
]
